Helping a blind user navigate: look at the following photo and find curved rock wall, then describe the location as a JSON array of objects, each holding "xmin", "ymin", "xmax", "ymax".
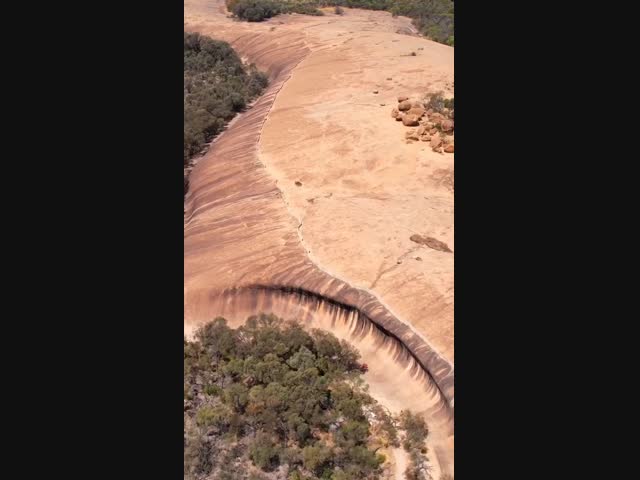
[
  {"xmin": 184, "ymin": 25, "xmax": 453, "ymax": 407},
  {"xmin": 184, "ymin": 2, "xmax": 454, "ymax": 475}
]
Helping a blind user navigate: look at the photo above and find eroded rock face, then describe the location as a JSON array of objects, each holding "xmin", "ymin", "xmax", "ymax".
[
  {"xmin": 430, "ymin": 134, "xmax": 443, "ymax": 149},
  {"xmin": 188, "ymin": 286, "xmax": 454, "ymax": 419},
  {"xmin": 407, "ymin": 107, "xmax": 426, "ymax": 118},
  {"xmin": 184, "ymin": 4, "xmax": 454, "ymax": 476}
]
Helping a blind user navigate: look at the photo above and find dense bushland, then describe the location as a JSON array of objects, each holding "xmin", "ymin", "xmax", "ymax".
[
  {"xmin": 389, "ymin": 0, "xmax": 453, "ymax": 45},
  {"xmin": 184, "ymin": 314, "xmax": 427, "ymax": 480},
  {"xmin": 226, "ymin": 0, "xmax": 284, "ymax": 22},
  {"xmin": 225, "ymin": 0, "xmax": 454, "ymax": 46},
  {"xmin": 398, "ymin": 410, "xmax": 430, "ymax": 480},
  {"xmin": 184, "ymin": 32, "xmax": 268, "ymax": 194},
  {"xmin": 226, "ymin": 0, "xmax": 325, "ymax": 21}
]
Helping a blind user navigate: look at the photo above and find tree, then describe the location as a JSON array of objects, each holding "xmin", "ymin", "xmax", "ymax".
[
  {"xmin": 222, "ymin": 357, "xmax": 245, "ymax": 379},
  {"xmin": 334, "ymin": 419, "xmax": 369, "ymax": 448},
  {"xmin": 195, "ymin": 317, "xmax": 236, "ymax": 363},
  {"xmin": 249, "ymin": 432, "xmax": 281, "ymax": 471},
  {"xmin": 302, "ymin": 444, "xmax": 333, "ymax": 475},
  {"xmin": 286, "ymin": 412, "xmax": 311, "ymax": 445},
  {"xmin": 224, "ymin": 382, "xmax": 250, "ymax": 413},
  {"xmin": 184, "ymin": 426, "xmax": 213, "ymax": 478},
  {"xmin": 195, "ymin": 404, "xmax": 232, "ymax": 430},
  {"xmin": 288, "ymin": 346, "xmax": 317, "ymax": 371},
  {"xmin": 184, "ymin": 316, "xmax": 425, "ymax": 479},
  {"xmin": 398, "ymin": 411, "xmax": 430, "ymax": 480},
  {"xmin": 399, "ymin": 410, "xmax": 428, "ymax": 452}
]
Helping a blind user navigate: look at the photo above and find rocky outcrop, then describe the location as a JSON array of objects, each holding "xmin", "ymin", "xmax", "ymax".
[
  {"xmin": 184, "ymin": 5, "xmax": 454, "ymax": 476},
  {"xmin": 402, "ymin": 114, "xmax": 420, "ymax": 126},
  {"xmin": 407, "ymin": 107, "xmax": 426, "ymax": 118},
  {"xmin": 184, "ymin": 22, "xmax": 454, "ymax": 419},
  {"xmin": 391, "ymin": 96, "xmax": 454, "ymax": 148}
]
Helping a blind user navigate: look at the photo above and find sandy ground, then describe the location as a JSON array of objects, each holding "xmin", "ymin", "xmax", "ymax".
[{"xmin": 184, "ymin": 2, "xmax": 454, "ymax": 477}]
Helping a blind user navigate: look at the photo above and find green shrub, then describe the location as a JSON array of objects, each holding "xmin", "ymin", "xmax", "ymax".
[
  {"xmin": 425, "ymin": 92, "xmax": 445, "ymax": 113},
  {"xmin": 228, "ymin": 0, "xmax": 281, "ymax": 21},
  {"xmin": 289, "ymin": 5, "xmax": 324, "ymax": 15},
  {"xmin": 443, "ymin": 97, "xmax": 454, "ymax": 110},
  {"xmin": 399, "ymin": 410, "xmax": 428, "ymax": 452}
]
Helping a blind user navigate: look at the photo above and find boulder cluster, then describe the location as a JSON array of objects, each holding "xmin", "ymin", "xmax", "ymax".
[{"xmin": 391, "ymin": 95, "xmax": 455, "ymax": 153}]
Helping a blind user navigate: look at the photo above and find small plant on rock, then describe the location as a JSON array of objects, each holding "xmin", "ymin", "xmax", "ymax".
[
  {"xmin": 443, "ymin": 97, "xmax": 454, "ymax": 110},
  {"xmin": 425, "ymin": 92, "xmax": 445, "ymax": 113}
]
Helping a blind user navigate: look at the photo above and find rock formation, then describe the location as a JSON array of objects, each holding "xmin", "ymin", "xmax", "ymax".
[{"xmin": 184, "ymin": 2, "xmax": 454, "ymax": 476}]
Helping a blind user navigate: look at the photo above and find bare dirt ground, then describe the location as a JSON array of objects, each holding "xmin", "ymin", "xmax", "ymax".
[{"xmin": 184, "ymin": 2, "xmax": 454, "ymax": 477}]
